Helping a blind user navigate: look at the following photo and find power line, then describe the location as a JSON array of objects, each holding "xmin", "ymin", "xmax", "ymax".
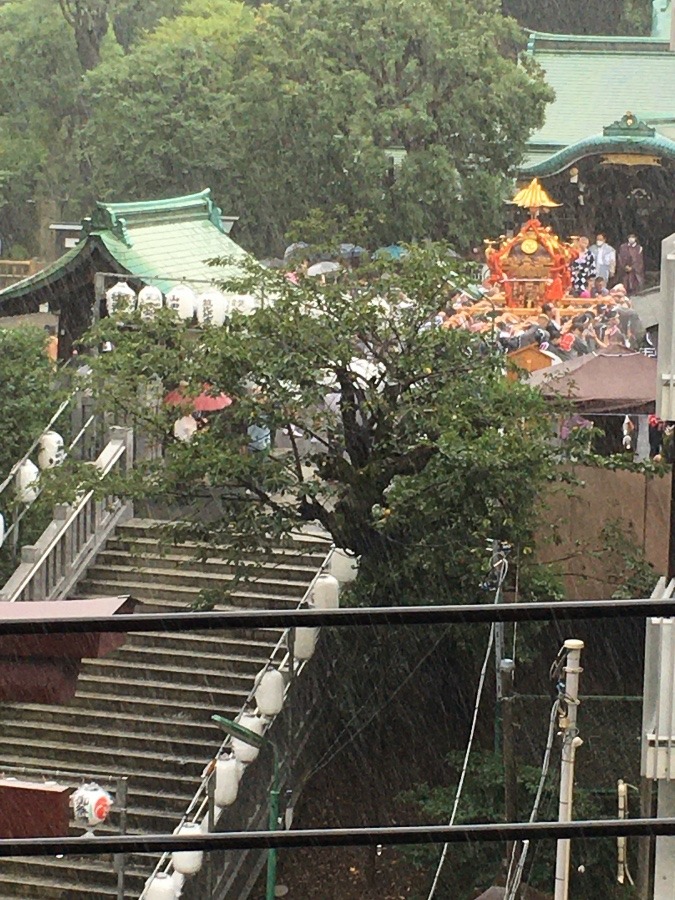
[
  {"xmin": 504, "ymin": 698, "xmax": 560, "ymax": 899},
  {"xmin": 2, "ymin": 818, "xmax": 675, "ymax": 858},
  {"xmin": 426, "ymin": 553, "xmax": 508, "ymax": 899},
  {"xmin": 1, "ymin": 597, "xmax": 673, "ymax": 636}
]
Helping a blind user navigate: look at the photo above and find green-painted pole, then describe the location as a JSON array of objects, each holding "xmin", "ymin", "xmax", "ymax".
[{"xmin": 265, "ymin": 746, "xmax": 280, "ymax": 900}]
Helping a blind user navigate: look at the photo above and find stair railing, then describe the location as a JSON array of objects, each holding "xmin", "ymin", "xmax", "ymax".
[
  {"xmin": 138, "ymin": 539, "xmax": 336, "ymax": 898},
  {"xmin": 0, "ymin": 427, "xmax": 134, "ymax": 603}
]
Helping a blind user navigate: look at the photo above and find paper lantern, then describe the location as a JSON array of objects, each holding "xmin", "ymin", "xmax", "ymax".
[
  {"xmin": 105, "ymin": 281, "xmax": 136, "ymax": 316},
  {"xmin": 173, "ymin": 415, "xmax": 197, "ymax": 443},
  {"xmin": 172, "ymin": 820, "xmax": 203, "ymax": 875},
  {"xmin": 166, "ymin": 285, "xmax": 196, "ymax": 321},
  {"xmin": 15, "ymin": 459, "xmax": 39, "ymax": 505},
  {"xmin": 232, "ymin": 294, "xmax": 258, "ymax": 315},
  {"xmin": 37, "ymin": 431, "xmax": 65, "ymax": 470},
  {"xmin": 231, "ymin": 714, "xmax": 265, "ymax": 764},
  {"xmin": 255, "ymin": 668, "xmax": 285, "ymax": 717},
  {"xmin": 293, "ymin": 627, "xmax": 318, "ymax": 661},
  {"xmin": 138, "ymin": 285, "xmax": 164, "ymax": 320},
  {"xmin": 214, "ymin": 757, "xmax": 241, "ymax": 807},
  {"xmin": 71, "ymin": 783, "xmax": 112, "ymax": 835},
  {"xmin": 197, "ymin": 290, "xmax": 230, "ymax": 326},
  {"xmin": 329, "ymin": 549, "xmax": 359, "ymax": 585},
  {"xmin": 311, "ymin": 573, "xmax": 340, "ymax": 609},
  {"xmin": 143, "ymin": 871, "xmax": 176, "ymax": 900}
]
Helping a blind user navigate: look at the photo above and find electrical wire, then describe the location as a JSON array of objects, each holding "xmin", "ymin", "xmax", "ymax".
[
  {"xmin": 504, "ymin": 697, "xmax": 561, "ymax": 900},
  {"xmin": 425, "ymin": 554, "xmax": 508, "ymax": 900},
  {"xmin": 300, "ymin": 626, "xmax": 452, "ymax": 786}
]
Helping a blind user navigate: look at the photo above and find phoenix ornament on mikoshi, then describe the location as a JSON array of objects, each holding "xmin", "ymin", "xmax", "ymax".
[{"xmin": 485, "ymin": 179, "xmax": 578, "ymax": 308}]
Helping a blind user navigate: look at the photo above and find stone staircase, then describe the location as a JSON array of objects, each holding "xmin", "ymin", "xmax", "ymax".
[{"xmin": 0, "ymin": 519, "xmax": 329, "ymax": 899}]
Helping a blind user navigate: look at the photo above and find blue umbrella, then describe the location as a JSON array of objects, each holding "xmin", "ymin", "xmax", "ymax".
[
  {"xmin": 339, "ymin": 243, "xmax": 367, "ymax": 261},
  {"xmin": 284, "ymin": 241, "xmax": 309, "ymax": 260},
  {"xmin": 373, "ymin": 244, "xmax": 408, "ymax": 260}
]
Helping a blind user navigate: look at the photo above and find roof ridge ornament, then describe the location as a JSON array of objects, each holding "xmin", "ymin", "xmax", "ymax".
[{"xmin": 603, "ymin": 112, "xmax": 656, "ymax": 138}]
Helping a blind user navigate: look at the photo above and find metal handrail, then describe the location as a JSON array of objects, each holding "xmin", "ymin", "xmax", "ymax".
[
  {"xmin": 138, "ymin": 539, "xmax": 335, "ymax": 898},
  {"xmin": 0, "ymin": 396, "xmax": 74, "ymax": 498},
  {"xmin": 1, "ymin": 435, "xmax": 128, "ymax": 602},
  {"xmin": 1, "ymin": 413, "xmax": 97, "ymax": 549}
]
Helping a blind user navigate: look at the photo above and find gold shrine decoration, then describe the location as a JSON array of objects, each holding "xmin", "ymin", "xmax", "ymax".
[
  {"xmin": 510, "ymin": 178, "xmax": 561, "ymax": 211},
  {"xmin": 600, "ymin": 153, "xmax": 662, "ymax": 167}
]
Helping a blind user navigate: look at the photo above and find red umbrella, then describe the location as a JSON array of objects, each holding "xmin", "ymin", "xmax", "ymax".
[
  {"xmin": 193, "ymin": 389, "xmax": 232, "ymax": 412},
  {"xmin": 164, "ymin": 383, "xmax": 232, "ymax": 412}
]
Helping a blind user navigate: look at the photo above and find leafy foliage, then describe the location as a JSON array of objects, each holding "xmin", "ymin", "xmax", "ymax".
[
  {"xmin": 601, "ymin": 519, "xmax": 659, "ymax": 600},
  {"xmin": 503, "ymin": 0, "xmax": 652, "ymax": 36},
  {"xmin": 72, "ymin": 247, "xmax": 562, "ymax": 610},
  {"xmin": 403, "ymin": 749, "xmax": 638, "ymax": 899},
  {"xmin": 0, "ymin": 327, "xmax": 58, "ymax": 482}
]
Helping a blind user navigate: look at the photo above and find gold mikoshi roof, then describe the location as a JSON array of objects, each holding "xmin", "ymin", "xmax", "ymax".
[{"xmin": 510, "ymin": 178, "xmax": 561, "ymax": 210}]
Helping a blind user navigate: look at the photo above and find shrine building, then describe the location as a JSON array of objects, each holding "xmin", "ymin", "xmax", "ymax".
[
  {"xmin": 516, "ymin": 1, "xmax": 675, "ymax": 272},
  {"xmin": 0, "ymin": 189, "xmax": 250, "ymax": 357}
]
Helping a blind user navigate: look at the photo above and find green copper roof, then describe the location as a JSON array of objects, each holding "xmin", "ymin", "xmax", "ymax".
[
  {"xmin": 0, "ymin": 189, "xmax": 249, "ymax": 306},
  {"xmin": 522, "ymin": 113, "xmax": 675, "ymax": 176},
  {"xmin": 524, "ymin": 34, "xmax": 675, "ymax": 172}
]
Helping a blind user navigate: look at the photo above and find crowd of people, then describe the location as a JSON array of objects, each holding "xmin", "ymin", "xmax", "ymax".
[
  {"xmin": 570, "ymin": 232, "xmax": 645, "ymax": 296},
  {"xmin": 439, "ymin": 230, "xmax": 649, "ymax": 362}
]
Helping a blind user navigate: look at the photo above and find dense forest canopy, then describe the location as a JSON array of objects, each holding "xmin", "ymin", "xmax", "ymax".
[{"xmin": 0, "ymin": 0, "xmax": 654, "ymax": 258}]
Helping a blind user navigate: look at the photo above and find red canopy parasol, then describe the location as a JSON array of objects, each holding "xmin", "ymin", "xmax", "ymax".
[{"xmin": 165, "ymin": 383, "xmax": 233, "ymax": 412}]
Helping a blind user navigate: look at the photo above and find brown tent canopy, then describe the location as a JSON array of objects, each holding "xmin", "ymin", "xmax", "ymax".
[{"xmin": 528, "ymin": 349, "xmax": 656, "ymax": 414}]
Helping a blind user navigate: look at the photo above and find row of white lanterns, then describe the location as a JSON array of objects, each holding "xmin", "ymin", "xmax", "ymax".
[
  {"xmin": 143, "ymin": 553, "xmax": 358, "ymax": 899},
  {"xmin": 105, "ymin": 281, "xmax": 260, "ymax": 324},
  {"xmin": 0, "ymin": 432, "xmax": 66, "ymax": 546}
]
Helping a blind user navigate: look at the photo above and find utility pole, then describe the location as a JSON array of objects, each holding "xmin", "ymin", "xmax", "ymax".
[
  {"xmin": 500, "ymin": 658, "xmax": 518, "ymax": 867},
  {"xmin": 554, "ymin": 639, "xmax": 584, "ymax": 900},
  {"xmin": 489, "ymin": 540, "xmax": 510, "ymax": 754}
]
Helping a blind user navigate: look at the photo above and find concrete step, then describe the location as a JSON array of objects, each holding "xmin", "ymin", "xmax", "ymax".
[
  {"xmin": 78, "ymin": 578, "xmax": 302, "ymax": 609},
  {"xmin": 0, "ymin": 718, "xmax": 223, "ymax": 758},
  {"xmin": 75, "ymin": 670, "xmax": 251, "ymax": 705},
  {"xmin": 65, "ymin": 689, "xmax": 242, "ymax": 719},
  {"xmin": 0, "ymin": 703, "xmax": 223, "ymax": 741},
  {"xmin": 82, "ymin": 656, "xmax": 254, "ymax": 690},
  {"xmin": 0, "ymin": 856, "xmax": 147, "ymax": 895},
  {"xmin": 115, "ymin": 642, "xmax": 269, "ymax": 674},
  {"xmin": 86, "ymin": 563, "xmax": 312, "ymax": 597},
  {"xmin": 98, "ymin": 547, "xmax": 319, "ymax": 582},
  {"xmin": 123, "ymin": 627, "xmax": 283, "ymax": 649},
  {"xmin": 0, "ymin": 870, "xmax": 139, "ymax": 899},
  {"xmin": 112, "ymin": 524, "xmax": 330, "ymax": 558},
  {"xmin": 0, "ymin": 754, "xmax": 201, "ymax": 796},
  {"xmin": 0, "ymin": 736, "xmax": 208, "ymax": 778}
]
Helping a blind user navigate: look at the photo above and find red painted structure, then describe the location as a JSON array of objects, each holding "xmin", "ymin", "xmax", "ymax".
[{"xmin": 0, "ymin": 596, "xmax": 135, "ymax": 703}]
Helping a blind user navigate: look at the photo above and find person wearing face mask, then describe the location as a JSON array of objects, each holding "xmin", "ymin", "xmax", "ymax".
[
  {"xmin": 617, "ymin": 232, "xmax": 645, "ymax": 295},
  {"xmin": 589, "ymin": 232, "xmax": 616, "ymax": 283}
]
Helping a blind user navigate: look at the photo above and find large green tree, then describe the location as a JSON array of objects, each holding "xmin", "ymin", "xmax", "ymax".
[
  {"xmin": 0, "ymin": 326, "xmax": 58, "ymax": 481},
  {"xmin": 81, "ymin": 0, "xmax": 552, "ymax": 255},
  {"xmin": 503, "ymin": 0, "xmax": 652, "ymax": 36},
  {"xmin": 74, "ymin": 247, "xmax": 561, "ymax": 606}
]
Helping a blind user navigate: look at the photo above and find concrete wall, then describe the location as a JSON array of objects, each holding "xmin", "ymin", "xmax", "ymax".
[{"xmin": 538, "ymin": 466, "xmax": 670, "ymax": 599}]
